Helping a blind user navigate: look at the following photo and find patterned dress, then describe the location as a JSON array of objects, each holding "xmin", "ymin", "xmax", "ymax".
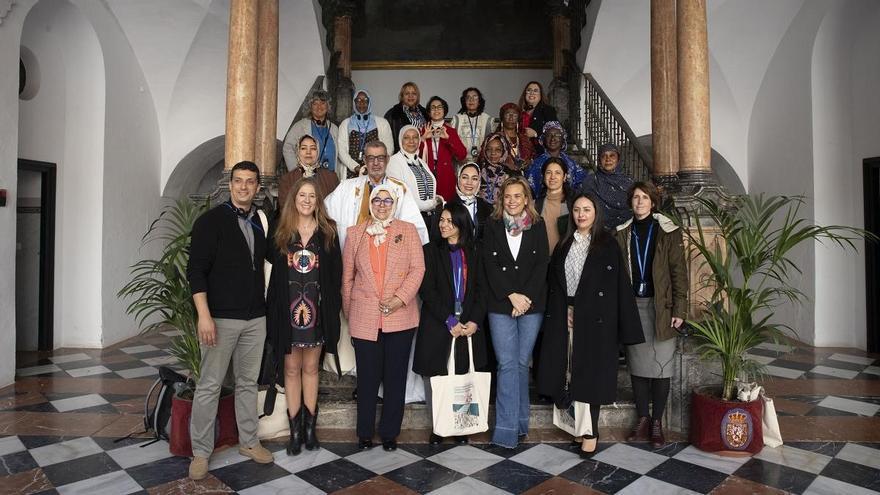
[{"xmin": 288, "ymin": 237, "xmax": 323, "ymax": 347}]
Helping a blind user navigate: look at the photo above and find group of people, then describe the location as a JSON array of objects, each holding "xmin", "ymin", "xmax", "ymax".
[{"xmin": 183, "ymin": 81, "xmax": 689, "ymax": 481}]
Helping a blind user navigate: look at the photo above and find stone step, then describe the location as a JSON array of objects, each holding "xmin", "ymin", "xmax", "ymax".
[{"xmin": 309, "ymin": 368, "xmax": 638, "ymax": 431}]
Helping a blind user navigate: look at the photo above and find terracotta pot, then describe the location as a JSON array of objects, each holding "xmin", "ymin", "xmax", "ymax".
[
  {"xmin": 690, "ymin": 386, "xmax": 764, "ymax": 455},
  {"xmin": 169, "ymin": 389, "xmax": 238, "ymax": 457}
]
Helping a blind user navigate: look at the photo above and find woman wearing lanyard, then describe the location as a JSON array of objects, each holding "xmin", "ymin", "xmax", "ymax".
[
  {"xmin": 413, "ymin": 202, "xmax": 487, "ymax": 445},
  {"xmin": 342, "ymin": 185, "xmax": 425, "ymax": 452},
  {"xmin": 614, "ymin": 182, "xmax": 687, "ymax": 448},
  {"xmin": 447, "ymin": 162, "xmax": 491, "ymax": 240},
  {"xmin": 337, "ymin": 89, "xmax": 394, "ymax": 180},
  {"xmin": 421, "ymin": 96, "xmax": 468, "ymax": 202},
  {"xmin": 452, "ymin": 88, "xmax": 494, "ymax": 163}
]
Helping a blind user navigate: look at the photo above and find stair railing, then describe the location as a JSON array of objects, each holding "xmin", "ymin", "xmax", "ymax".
[{"xmin": 581, "ymin": 72, "xmax": 653, "ymax": 182}]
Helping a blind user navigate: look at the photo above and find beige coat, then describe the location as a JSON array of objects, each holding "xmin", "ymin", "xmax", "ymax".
[{"xmin": 615, "ymin": 213, "xmax": 688, "ymax": 341}]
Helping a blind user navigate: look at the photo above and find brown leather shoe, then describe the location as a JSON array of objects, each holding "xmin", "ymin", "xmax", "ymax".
[
  {"xmin": 239, "ymin": 442, "xmax": 274, "ymax": 464},
  {"xmin": 626, "ymin": 416, "xmax": 650, "ymax": 442},
  {"xmin": 188, "ymin": 456, "xmax": 209, "ymax": 480},
  {"xmin": 650, "ymin": 419, "xmax": 666, "ymax": 448}
]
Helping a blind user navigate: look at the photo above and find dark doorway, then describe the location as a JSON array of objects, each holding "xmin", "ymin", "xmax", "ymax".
[
  {"xmin": 865, "ymin": 158, "xmax": 880, "ymax": 353},
  {"xmin": 16, "ymin": 159, "xmax": 56, "ymax": 351}
]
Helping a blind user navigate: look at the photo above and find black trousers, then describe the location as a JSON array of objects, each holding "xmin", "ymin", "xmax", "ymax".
[{"xmin": 352, "ymin": 329, "xmax": 415, "ymax": 440}]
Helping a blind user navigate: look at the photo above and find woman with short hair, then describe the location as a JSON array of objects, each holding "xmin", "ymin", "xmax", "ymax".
[
  {"xmin": 385, "ymin": 82, "xmax": 429, "ymax": 153},
  {"xmin": 615, "ymin": 181, "xmax": 687, "ymax": 448},
  {"xmin": 421, "ymin": 96, "xmax": 467, "ymax": 202},
  {"xmin": 452, "ymin": 87, "xmax": 494, "ymax": 162}
]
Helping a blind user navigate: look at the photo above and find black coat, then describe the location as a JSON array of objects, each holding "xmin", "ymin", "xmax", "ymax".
[
  {"xmin": 265, "ymin": 226, "xmax": 343, "ymax": 376},
  {"xmin": 536, "ymin": 234, "xmax": 644, "ymax": 405},
  {"xmin": 384, "ymin": 103, "xmax": 429, "ymax": 153},
  {"xmin": 482, "ymin": 218, "xmax": 550, "ymax": 315},
  {"xmin": 446, "ymin": 195, "xmax": 491, "ymax": 241},
  {"xmin": 413, "ymin": 243, "xmax": 488, "ymax": 376},
  {"xmin": 527, "ymin": 101, "xmax": 558, "ymax": 154}
]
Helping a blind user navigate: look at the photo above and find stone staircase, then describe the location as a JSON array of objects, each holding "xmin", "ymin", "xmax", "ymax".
[{"xmin": 313, "ymin": 366, "xmax": 638, "ymax": 431}]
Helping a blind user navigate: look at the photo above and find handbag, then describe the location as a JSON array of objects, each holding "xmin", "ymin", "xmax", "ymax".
[
  {"xmin": 761, "ymin": 392, "xmax": 783, "ymax": 447},
  {"xmin": 430, "ymin": 336, "xmax": 491, "ymax": 437},
  {"xmin": 257, "ymin": 387, "xmax": 289, "ymax": 440},
  {"xmin": 551, "ymin": 314, "xmax": 592, "ymax": 436},
  {"xmin": 552, "ymin": 401, "xmax": 593, "ymax": 437}
]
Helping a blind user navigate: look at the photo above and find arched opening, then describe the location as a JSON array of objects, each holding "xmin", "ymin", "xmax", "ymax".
[
  {"xmin": 17, "ymin": 0, "xmax": 106, "ymax": 351},
  {"xmin": 636, "ymin": 134, "xmax": 746, "ymax": 194}
]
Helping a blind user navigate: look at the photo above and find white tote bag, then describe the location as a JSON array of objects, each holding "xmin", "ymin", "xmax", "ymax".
[
  {"xmin": 552, "ymin": 401, "xmax": 593, "ymax": 437},
  {"xmin": 256, "ymin": 388, "xmax": 289, "ymax": 440},
  {"xmin": 762, "ymin": 393, "xmax": 783, "ymax": 448},
  {"xmin": 430, "ymin": 336, "xmax": 491, "ymax": 437}
]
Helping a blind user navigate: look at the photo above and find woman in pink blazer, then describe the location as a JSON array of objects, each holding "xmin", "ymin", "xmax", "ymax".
[{"xmin": 342, "ymin": 184, "xmax": 425, "ymax": 452}]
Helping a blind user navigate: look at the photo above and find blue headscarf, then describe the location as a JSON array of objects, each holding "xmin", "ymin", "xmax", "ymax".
[{"xmin": 348, "ymin": 89, "xmax": 378, "ymax": 134}]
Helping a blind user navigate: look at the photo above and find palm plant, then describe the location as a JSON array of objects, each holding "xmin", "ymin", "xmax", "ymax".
[
  {"xmin": 679, "ymin": 194, "xmax": 872, "ymax": 400},
  {"xmin": 118, "ymin": 198, "xmax": 209, "ymax": 383}
]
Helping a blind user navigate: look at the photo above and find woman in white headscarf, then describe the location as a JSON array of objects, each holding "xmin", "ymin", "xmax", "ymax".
[
  {"xmin": 342, "ymin": 185, "xmax": 425, "ymax": 452},
  {"xmin": 386, "ymin": 124, "xmax": 443, "ymax": 232},
  {"xmin": 446, "ymin": 162, "xmax": 491, "ymax": 240}
]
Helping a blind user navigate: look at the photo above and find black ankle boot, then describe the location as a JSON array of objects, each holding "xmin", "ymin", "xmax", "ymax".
[
  {"xmin": 287, "ymin": 409, "xmax": 303, "ymax": 456},
  {"xmin": 304, "ymin": 404, "xmax": 320, "ymax": 450}
]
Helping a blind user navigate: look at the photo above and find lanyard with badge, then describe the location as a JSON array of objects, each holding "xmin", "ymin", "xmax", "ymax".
[
  {"xmin": 467, "ymin": 115, "xmax": 479, "ymax": 157},
  {"xmin": 632, "ymin": 222, "xmax": 654, "ymax": 297},
  {"xmin": 452, "ymin": 250, "xmax": 468, "ymax": 317}
]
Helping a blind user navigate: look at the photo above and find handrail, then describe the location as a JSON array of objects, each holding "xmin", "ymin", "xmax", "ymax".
[{"xmin": 582, "ymin": 72, "xmax": 653, "ymax": 182}]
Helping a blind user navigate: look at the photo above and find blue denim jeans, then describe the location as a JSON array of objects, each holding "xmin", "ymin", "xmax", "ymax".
[{"xmin": 488, "ymin": 312, "xmax": 543, "ymax": 448}]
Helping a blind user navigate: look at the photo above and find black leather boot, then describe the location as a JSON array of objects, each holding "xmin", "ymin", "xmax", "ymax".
[
  {"xmin": 304, "ymin": 404, "xmax": 320, "ymax": 450},
  {"xmin": 287, "ymin": 409, "xmax": 303, "ymax": 456}
]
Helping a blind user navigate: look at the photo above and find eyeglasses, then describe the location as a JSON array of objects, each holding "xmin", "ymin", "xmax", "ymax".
[
  {"xmin": 371, "ymin": 198, "xmax": 394, "ymax": 207},
  {"xmin": 525, "ymin": 88, "xmax": 541, "ymax": 94},
  {"xmin": 429, "ymin": 105, "xmax": 445, "ymax": 110},
  {"xmin": 354, "ymin": 97, "xmax": 369, "ymax": 103},
  {"xmin": 465, "ymin": 95, "xmax": 480, "ymax": 101},
  {"xmin": 364, "ymin": 155, "xmax": 387, "ymax": 164}
]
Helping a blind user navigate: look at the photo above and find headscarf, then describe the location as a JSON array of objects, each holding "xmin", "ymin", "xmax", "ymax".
[
  {"xmin": 456, "ymin": 162, "xmax": 481, "ymax": 205},
  {"xmin": 397, "ymin": 124, "xmax": 423, "ymax": 164},
  {"xmin": 298, "ymin": 135, "xmax": 320, "ymax": 178},
  {"xmin": 590, "ymin": 142, "xmax": 634, "ymax": 222},
  {"xmin": 366, "ymin": 184, "xmax": 398, "ymax": 246},
  {"xmin": 480, "ymin": 132, "xmax": 510, "ymax": 168},
  {"xmin": 348, "ymin": 89, "xmax": 377, "ymax": 134},
  {"xmin": 540, "ymin": 121, "xmax": 567, "ymax": 152}
]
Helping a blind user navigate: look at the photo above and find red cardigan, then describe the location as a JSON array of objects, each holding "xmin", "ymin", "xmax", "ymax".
[{"xmin": 421, "ymin": 124, "xmax": 467, "ymax": 201}]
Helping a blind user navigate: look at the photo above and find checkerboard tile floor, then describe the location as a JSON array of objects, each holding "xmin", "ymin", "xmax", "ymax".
[
  {"xmin": 1, "ymin": 436, "xmax": 878, "ymax": 494},
  {"xmin": 3, "ymin": 330, "xmax": 880, "ymax": 493}
]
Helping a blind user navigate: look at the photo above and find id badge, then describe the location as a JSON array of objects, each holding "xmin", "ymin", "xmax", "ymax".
[
  {"xmin": 454, "ymin": 301, "xmax": 463, "ymax": 317},
  {"xmin": 637, "ymin": 282, "xmax": 647, "ymax": 297},
  {"xmin": 470, "ymin": 146, "xmax": 478, "ymax": 157},
  {"xmin": 357, "ymin": 151, "xmax": 364, "ymax": 162}
]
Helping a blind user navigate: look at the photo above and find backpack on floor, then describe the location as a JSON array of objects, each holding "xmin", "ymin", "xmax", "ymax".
[{"xmin": 116, "ymin": 366, "xmax": 187, "ymax": 447}]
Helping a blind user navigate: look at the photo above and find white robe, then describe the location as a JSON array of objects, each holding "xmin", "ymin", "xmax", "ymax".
[{"xmin": 324, "ymin": 175, "xmax": 428, "ymax": 403}]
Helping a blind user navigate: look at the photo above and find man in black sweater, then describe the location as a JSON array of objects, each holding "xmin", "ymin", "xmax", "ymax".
[{"xmin": 186, "ymin": 161, "xmax": 274, "ymax": 480}]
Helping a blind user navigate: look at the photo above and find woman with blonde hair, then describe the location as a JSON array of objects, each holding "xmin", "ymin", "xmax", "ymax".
[
  {"xmin": 266, "ymin": 178, "xmax": 342, "ymax": 455},
  {"xmin": 482, "ymin": 176, "xmax": 549, "ymax": 448}
]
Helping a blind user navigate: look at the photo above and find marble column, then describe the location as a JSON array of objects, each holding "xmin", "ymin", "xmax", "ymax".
[
  {"xmin": 224, "ymin": 0, "xmax": 258, "ymax": 170},
  {"xmin": 551, "ymin": 14, "xmax": 570, "ymax": 79},
  {"xmin": 334, "ymin": 15, "xmax": 352, "ymax": 79},
  {"xmin": 254, "ymin": 0, "xmax": 279, "ymax": 177},
  {"xmin": 331, "ymin": 15, "xmax": 354, "ymax": 124},
  {"xmin": 677, "ymin": 0, "xmax": 713, "ymax": 186},
  {"xmin": 651, "ymin": 0, "xmax": 679, "ymax": 189}
]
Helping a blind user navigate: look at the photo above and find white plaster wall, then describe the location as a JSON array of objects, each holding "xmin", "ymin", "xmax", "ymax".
[
  {"xmin": 350, "ymin": 69, "xmax": 553, "ymax": 123},
  {"xmin": 0, "ymin": 0, "xmax": 38, "ymax": 388},
  {"xmin": 105, "ymin": 0, "xmax": 326, "ymax": 191},
  {"xmin": 73, "ymin": 0, "xmax": 164, "ymax": 347},
  {"xmin": 18, "ymin": 0, "xmax": 106, "ymax": 349}
]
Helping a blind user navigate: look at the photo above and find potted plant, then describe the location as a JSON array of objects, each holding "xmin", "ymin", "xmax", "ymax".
[
  {"xmin": 677, "ymin": 193, "xmax": 872, "ymax": 454},
  {"xmin": 118, "ymin": 198, "xmax": 238, "ymax": 457}
]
